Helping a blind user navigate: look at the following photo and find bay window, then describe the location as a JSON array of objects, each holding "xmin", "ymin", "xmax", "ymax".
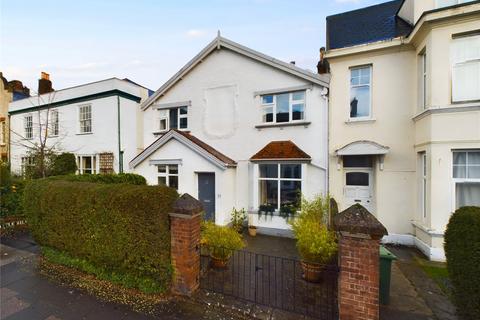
[
  {"xmin": 261, "ymin": 91, "xmax": 305, "ymax": 124},
  {"xmin": 157, "ymin": 164, "xmax": 179, "ymax": 189},
  {"xmin": 451, "ymin": 33, "xmax": 480, "ymax": 102},
  {"xmin": 258, "ymin": 163, "xmax": 302, "ymax": 212},
  {"xmin": 350, "ymin": 66, "xmax": 372, "ymax": 119},
  {"xmin": 453, "ymin": 150, "xmax": 480, "ymax": 209}
]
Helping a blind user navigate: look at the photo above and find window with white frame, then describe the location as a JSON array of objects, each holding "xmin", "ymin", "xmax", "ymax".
[
  {"xmin": 156, "ymin": 107, "xmax": 188, "ymax": 132},
  {"xmin": 260, "ymin": 91, "xmax": 305, "ymax": 124},
  {"xmin": 258, "ymin": 163, "xmax": 302, "ymax": 212},
  {"xmin": 21, "ymin": 156, "xmax": 35, "ymax": 176},
  {"xmin": 420, "ymin": 50, "xmax": 428, "ymax": 109},
  {"xmin": 77, "ymin": 155, "xmax": 97, "ymax": 174},
  {"xmin": 451, "ymin": 33, "xmax": 480, "ymax": 102},
  {"xmin": 79, "ymin": 105, "xmax": 92, "ymax": 133},
  {"xmin": 436, "ymin": 0, "xmax": 475, "ymax": 9},
  {"xmin": 350, "ymin": 66, "xmax": 372, "ymax": 119},
  {"xmin": 0, "ymin": 120, "xmax": 5, "ymax": 145},
  {"xmin": 157, "ymin": 164, "xmax": 178, "ymax": 189},
  {"xmin": 453, "ymin": 150, "xmax": 480, "ymax": 209},
  {"xmin": 50, "ymin": 109, "xmax": 59, "ymax": 136},
  {"xmin": 419, "ymin": 152, "xmax": 427, "ymax": 218},
  {"xmin": 24, "ymin": 114, "xmax": 33, "ymax": 139}
]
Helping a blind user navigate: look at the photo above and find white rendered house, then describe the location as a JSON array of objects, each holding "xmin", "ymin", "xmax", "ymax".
[
  {"xmin": 131, "ymin": 35, "xmax": 330, "ymax": 236},
  {"xmin": 9, "ymin": 77, "xmax": 150, "ymax": 175}
]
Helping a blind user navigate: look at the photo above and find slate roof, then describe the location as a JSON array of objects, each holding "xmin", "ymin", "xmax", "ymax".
[
  {"xmin": 326, "ymin": 0, "xmax": 413, "ymax": 50},
  {"xmin": 250, "ymin": 141, "xmax": 311, "ymax": 160}
]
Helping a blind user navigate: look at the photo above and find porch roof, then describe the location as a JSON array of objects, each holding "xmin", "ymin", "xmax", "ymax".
[
  {"xmin": 335, "ymin": 140, "xmax": 390, "ymax": 156},
  {"xmin": 250, "ymin": 141, "xmax": 311, "ymax": 161}
]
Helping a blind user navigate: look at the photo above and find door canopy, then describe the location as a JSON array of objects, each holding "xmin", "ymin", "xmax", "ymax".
[{"xmin": 335, "ymin": 140, "xmax": 389, "ymax": 156}]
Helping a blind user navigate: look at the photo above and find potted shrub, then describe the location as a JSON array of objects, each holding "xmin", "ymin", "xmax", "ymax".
[
  {"xmin": 291, "ymin": 195, "xmax": 337, "ymax": 282},
  {"xmin": 230, "ymin": 207, "xmax": 246, "ymax": 234},
  {"xmin": 247, "ymin": 213, "xmax": 257, "ymax": 237},
  {"xmin": 202, "ymin": 222, "xmax": 245, "ymax": 269}
]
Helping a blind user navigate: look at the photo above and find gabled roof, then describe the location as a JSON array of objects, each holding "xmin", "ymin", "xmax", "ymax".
[
  {"xmin": 335, "ymin": 140, "xmax": 390, "ymax": 156},
  {"xmin": 326, "ymin": 0, "xmax": 412, "ymax": 50},
  {"xmin": 141, "ymin": 34, "xmax": 330, "ymax": 110},
  {"xmin": 250, "ymin": 141, "xmax": 311, "ymax": 161},
  {"xmin": 129, "ymin": 129, "xmax": 236, "ymax": 169}
]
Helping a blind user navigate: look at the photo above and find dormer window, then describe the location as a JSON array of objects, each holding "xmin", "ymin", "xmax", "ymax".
[
  {"xmin": 261, "ymin": 91, "xmax": 305, "ymax": 124},
  {"xmin": 156, "ymin": 106, "xmax": 188, "ymax": 132}
]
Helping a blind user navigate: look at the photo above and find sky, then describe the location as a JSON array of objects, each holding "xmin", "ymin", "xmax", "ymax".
[{"xmin": 0, "ymin": 0, "xmax": 384, "ymax": 93}]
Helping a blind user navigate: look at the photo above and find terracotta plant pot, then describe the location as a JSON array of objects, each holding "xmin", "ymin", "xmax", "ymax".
[
  {"xmin": 301, "ymin": 261, "xmax": 324, "ymax": 283},
  {"xmin": 211, "ymin": 256, "xmax": 229, "ymax": 269},
  {"xmin": 248, "ymin": 226, "xmax": 257, "ymax": 237}
]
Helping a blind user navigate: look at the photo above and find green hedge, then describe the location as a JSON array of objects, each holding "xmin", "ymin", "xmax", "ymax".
[
  {"xmin": 48, "ymin": 173, "xmax": 147, "ymax": 185},
  {"xmin": 23, "ymin": 179, "xmax": 177, "ymax": 293},
  {"xmin": 444, "ymin": 206, "xmax": 480, "ymax": 320}
]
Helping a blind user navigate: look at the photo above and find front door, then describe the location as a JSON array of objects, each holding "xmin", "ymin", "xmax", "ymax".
[
  {"xmin": 198, "ymin": 173, "xmax": 215, "ymax": 221},
  {"xmin": 344, "ymin": 170, "xmax": 374, "ymax": 212}
]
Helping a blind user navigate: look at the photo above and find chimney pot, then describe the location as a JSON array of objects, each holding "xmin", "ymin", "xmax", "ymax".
[
  {"xmin": 41, "ymin": 72, "xmax": 50, "ymax": 80},
  {"xmin": 290, "ymin": 61, "xmax": 296, "ymax": 65}
]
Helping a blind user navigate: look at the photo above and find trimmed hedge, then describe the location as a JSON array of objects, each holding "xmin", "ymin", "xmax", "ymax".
[
  {"xmin": 48, "ymin": 173, "xmax": 147, "ymax": 185},
  {"xmin": 23, "ymin": 179, "xmax": 177, "ymax": 293},
  {"xmin": 444, "ymin": 206, "xmax": 480, "ymax": 320}
]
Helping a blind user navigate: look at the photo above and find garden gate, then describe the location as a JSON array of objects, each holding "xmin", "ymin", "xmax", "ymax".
[{"xmin": 200, "ymin": 245, "xmax": 338, "ymax": 319}]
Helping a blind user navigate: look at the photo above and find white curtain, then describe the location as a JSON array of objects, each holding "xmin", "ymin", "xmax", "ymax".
[
  {"xmin": 456, "ymin": 183, "xmax": 480, "ymax": 209},
  {"xmin": 451, "ymin": 35, "xmax": 480, "ymax": 102}
]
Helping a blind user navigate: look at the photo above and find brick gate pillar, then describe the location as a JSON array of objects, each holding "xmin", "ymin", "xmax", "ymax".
[
  {"xmin": 334, "ymin": 204, "xmax": 388, "ymax": 320},
  {"xmin": 169, "ymin": 193, "xmax": 203, "ymax": 296}
]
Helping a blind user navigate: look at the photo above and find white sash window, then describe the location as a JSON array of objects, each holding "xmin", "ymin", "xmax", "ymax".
[{"xmin": 451, "ymin": 34, "xmax": 480, "ymax": 102}]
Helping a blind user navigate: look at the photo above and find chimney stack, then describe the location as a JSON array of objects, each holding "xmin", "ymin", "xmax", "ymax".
[
  {"xmin": 317, "ymin": 47, "xmax": 330, "ymax": 74},
  {"xmin": 38, "ymin": 72, "xmax": 54, "ymax": 95}
]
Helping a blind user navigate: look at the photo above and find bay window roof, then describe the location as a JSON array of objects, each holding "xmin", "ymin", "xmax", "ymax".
[{"xmin": 250, "ymin": 141, "xmax": 311, "ymax": 161}]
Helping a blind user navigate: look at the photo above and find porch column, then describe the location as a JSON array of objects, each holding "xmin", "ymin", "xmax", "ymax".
[
  {"xmin": 169, "ymin": 193, "xmax": 203, "ymax": 296},
  {"xmin": 334, "ymin": 204, "xmax": 388, "ymax": 320}
]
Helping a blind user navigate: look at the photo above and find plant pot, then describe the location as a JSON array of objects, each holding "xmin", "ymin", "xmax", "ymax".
[
  {"xmin": 211, "ymin": 256, "xmax": 229, "ymax": 269},
  {"xmin": 301, "ymin": 261, "xmax": 324, "ymax": 283},
  {"xmin": 248, "ymin": 226, "xmax": 257, "ymax": 237}
]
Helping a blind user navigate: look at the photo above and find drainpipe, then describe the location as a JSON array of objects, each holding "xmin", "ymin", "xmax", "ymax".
[
  {"xmin": 117, "ymin": 95, "xmax": 123, "ymax": 173},
  {"xmin": 320, "ymin": 87, "xmax": 329, "ymax": 195}
]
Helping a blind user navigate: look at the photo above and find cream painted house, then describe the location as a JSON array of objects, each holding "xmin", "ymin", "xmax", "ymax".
[
  {"xmin": 131, "ymin": 35, "xmax": 330, "ymax": 236},
  {"xmin": 326, "ymin": 0, "xmax": 480, "ymax": 261}
]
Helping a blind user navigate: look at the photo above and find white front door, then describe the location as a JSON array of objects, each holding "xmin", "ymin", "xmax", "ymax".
[{"xmin": 344, "ymin": 170, "xmax": 374, "ymax": 212}]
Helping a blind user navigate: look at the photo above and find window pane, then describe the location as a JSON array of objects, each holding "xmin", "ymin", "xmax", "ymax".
[
  {"xmin": 259, "ymin": 180, "xmax": 278, "ymax": 207},
  {"xmin": 350, "ymin": 86, "xmax": 370, "ymax": 118},
  {"xmin": 263, "ymin": 106, "xmax": 273, "ymax": 123},
  {"xmin": 158, "ymin": 176, "xmax": 166, "ymax": 186},
  {"xmin": 467, "ymin": 151, "xmax": 480, "ymax": 165},
  {"xmin": 292, "ymin": 91, "xmax": 305, "ymax": 101},
  {"xmin": 346, "ymin": 172, "xmax": 369, "ymax": 186},
  {"xmin": 453, "ymin": 152, "xmax": 466, "ymax": 165},
  {"xmin": 262, "ymin": 95, "xmax": 273, "ymax": 104},
  {"xmin": 159, "ymin": 118, "xmax": 167, "ymax": 130},
  {"xmin": 83, "ymin": 157, "xmax": 92, "ymax": 174},
  {"xmin": 169, "ymin": 109, "xmax": 178, "ymax": 129},
  {"xmin": 169, "ymin": 164, "xmax": 178, "ymax": 174},
  {"xmin": 157, "ymin": 165, "xmax": 166, "ymax": 173},
  {"xmin": 259, "ymin": 164, "xmax": 278, "ymax": 178},
  {"xmin": 359, "ymin": 67, "xmax": 371, "ymax": 85},
  {"xmin": 280, "ymin": 180, "xmax": 301, "ymax": 207},
  {"xmin": 179, "ymin": 117, "xmax": 188, "ymax": 129},
  {"xmin": 343, "ymin": 155, "xmax": 373, "ymax": 168},
  {"xmin": 280, "ymin": 164, "xmax": 301, "ymax": 179},
  {"xmin": 169, "ymin": 176, "xmax": 179, "ymax": 190},
  {"xmin": 456, "ymin": 183, "xmax": 480, "ymax": 209},
  {"xmin": 276, "ymin": 93, "xmax": 289, "ymax": 123},
  {"xmin": 453, "ymin": 165, "xmax": 466, "ymax": 178},
  {"xmin": 292, "ymin": 103, "xmax": 304, "ymax": 120},
  {"xmin": 179, "ymin": 106, "xmax": 188, "ymax": 115},
  {"xmin": 351, "ymin": 68, "xmax": 360, "ymax": 78},
  {"xmin": 467, "ymin": 166, "xmax": 480, "ymax": 179}
]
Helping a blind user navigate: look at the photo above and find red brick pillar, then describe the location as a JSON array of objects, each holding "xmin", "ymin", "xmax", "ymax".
[
  {"xmin": 169, "ymin": 193, "xmax": 203, "ymax": 296},
  {"xmin": 334, "ymin": 204, "xmax": 388, "ymax": 320}
]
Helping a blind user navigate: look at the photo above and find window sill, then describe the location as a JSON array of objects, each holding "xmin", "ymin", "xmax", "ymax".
[
  {"xmin": 255, "ymin": 121, "xmax": 311, "ymax": 129},
  {"xmin": 76, "ymin": 132, "xmax": 93, "ymax": 136},
  {"xmin": 345, "ymin": 118, "xmax": 376, "ymax": 124}
]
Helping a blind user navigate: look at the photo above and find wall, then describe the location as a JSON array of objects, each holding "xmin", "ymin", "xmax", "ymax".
[
  {"xmin": 0, "ymin": 79, "xmax": 12, "ymax": 161},
  {"xmin": 328, "ymin": 47, "xmax": 416, "ymax": 237}
]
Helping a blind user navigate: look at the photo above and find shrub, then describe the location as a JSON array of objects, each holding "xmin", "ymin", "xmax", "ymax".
[
  {"xmin": 291, "ymin": 195, "xmax": 337, "ymax": 264},
  {"xmin": 0, "ymin": 163, "xmax": 26, "ymax": 218},
  {"xmin": 23, "ymin": 179, "xmax": 178, "ymax": 293},
  {"xmin": 202, "ymin": 221, "xmax": 245, "ymax": 260},
  {"xmin": 48, "ymin": 173, "xmax": 147, "ymax": 185},
  {"xmin": 50, "ymin": 153, "xmax": 77, "ymax": 176},
  {"xmin": 444, "ymin": 206, "xmax": 480, "ymax": 319},
  {"xmin": 230, "ymin": 207, "xmax": 246, "ymax": 233}
]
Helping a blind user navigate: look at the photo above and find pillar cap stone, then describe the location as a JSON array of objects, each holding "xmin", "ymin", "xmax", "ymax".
[
  {"xmin": 172, "ymin": 193, "xmax": 204, "ymax": 216},
  {"xmin": 334, "ymin": 204, "xmax": 387, "ymax": 238}
]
